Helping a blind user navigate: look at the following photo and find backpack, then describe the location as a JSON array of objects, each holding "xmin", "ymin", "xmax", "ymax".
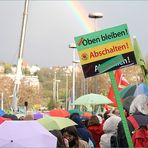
[
  {"xmin": 127, "ymin": 115, "xmax": 148, "ymax": 148},
  {"xmin": 110, "ymin": 132, "xmax": 119, "ymax": 148}
]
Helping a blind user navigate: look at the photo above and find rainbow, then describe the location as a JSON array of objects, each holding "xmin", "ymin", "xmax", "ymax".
[{"xmin": 66, "ymin": 1, "xmax": 94, "ymax": 33}]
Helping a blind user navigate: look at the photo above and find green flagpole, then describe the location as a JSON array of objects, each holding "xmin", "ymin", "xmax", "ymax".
[{"xmin": 109, "ymin": 71, "xmax": 133, "ymax": 148}]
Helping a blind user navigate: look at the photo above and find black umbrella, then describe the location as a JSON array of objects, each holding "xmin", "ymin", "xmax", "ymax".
[
  {"xmin": 119, "ymin": 85, "xmax": 136, "ymax": 99},
  {"xmin": 120, "ymin": 83, "xmax": 148, "ymax": 99},
  {"xmin": 2, "ymin": 114, "xmax": 18, "ymax": 120},
  {"xmin": 122, "ymin": 96, "xmax": 135, "ymax": 112}
]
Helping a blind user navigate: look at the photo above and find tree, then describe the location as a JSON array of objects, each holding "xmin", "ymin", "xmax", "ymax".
[
  {"xmin": 22, "ymin": 67, "xmax": 30, "ymax": 75},
  {"xmin": 0, "ymin": 76, "xmax": 13, "ymax": 109},
  {"xmin": 145, "ymin": 55, "xmax": 148, "ymax": 67},
  {"xmin": 4, "ymin": 64, "xmax": 12, "ymax": 74},
  {"xmin": 47, "ymin": 99, "xmax": 56, "ymax": 110},
  {"xmin": 18, "ymin": 82, "xmax": 43, "ymax": 109},
  {"xmin": 36, "ymin": 68, "xmax": 50, "ymax": 82}
]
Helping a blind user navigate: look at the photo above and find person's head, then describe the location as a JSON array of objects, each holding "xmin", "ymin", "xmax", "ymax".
[
  {"xmin": 82, "ymin": 117, "xmax": 89, "ymax": 127},
  {"xmin": 97, "ymin": 113, "xmax": 103, "ymax": 118},
  {"xmin": 62, "ymin": 126, "xmax": 79, "ymax": 147},
  {"xmin": 112, "ymin": 109, "xmax": 120, "ymax": 116},
  {"xmin": 130, "ymin": 94, "xmax": 148, "ymax": 115},
  {"xmin": 70, "ymin": 114, "xmax": 84, "ymax": 128},
  {"xmin": 103, "ymin": 116, "xmax": 121, "ymax": 133},
  {"xmin": 69, "ymin": 113, "xmax": 80, "ymax": 120},
  {"xmin": 19, "ymin": 116, "xmax": 25, "ymax": 120},
  {"xmin": 103, "ymin": 110, "xmax": 111, "ymax": 120},
  {"xmin": 23, "ymin": 114, "xmax": 34, "ymax": 120},
  {"xmin": 88, "ymin": 115, "xmax": 100, "ymax": 126},
  {"xmin": 50, "ymin": 130, "xmax": 65, "ymax": 148}
]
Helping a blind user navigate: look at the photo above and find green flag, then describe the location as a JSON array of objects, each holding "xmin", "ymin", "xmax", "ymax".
[{"xmin": 133, "ymin": 36, "xmax": 148, "ymax": 86}]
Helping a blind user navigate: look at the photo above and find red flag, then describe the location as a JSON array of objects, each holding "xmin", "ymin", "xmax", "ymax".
[
  {"xmin": 108, "ymin": 69, "xmax": 129, "ymax": 106},
  {"xmin": 104, "ymin": 104, "xmax": 109, "ymax": 111}
]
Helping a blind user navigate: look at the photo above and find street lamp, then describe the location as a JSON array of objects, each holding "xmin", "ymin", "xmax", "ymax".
[
  {"xmin": 88, "ymin": 12, "xmax": 103, "ymax": 94},
  {"xmin": 53, "ymin": 72, "xmax": 61, "ymax": 104},
  {"xmin": 88, "ymin": 12, "xmax": 103, "ymax": 31},
  {"xmin": 65, "ymin": 69, "xmax": 71, "ymax": 110},
  {"xmin": 88, "ymin": 12, "xmax": 103, "ymax": 18},
  {"xmin": 56, "ymin": 80, "xmax": 61, "ymax": 103},
  {"xmin": 53, "ymin": 72, "xmax": 57, "ymax": 102},
  {"xmin": 69, "ymin": 43, "xmax": 78, "ymax": 108}
]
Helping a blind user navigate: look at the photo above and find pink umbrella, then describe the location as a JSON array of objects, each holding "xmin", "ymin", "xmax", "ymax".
[{"xmin": 0, "ymin": 120, "xmax": 57, "ymax": 147}]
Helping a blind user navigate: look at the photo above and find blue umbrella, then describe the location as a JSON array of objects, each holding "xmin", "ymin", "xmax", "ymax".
[
  {"xmin": 0, "ymin": 109, "xmax": 5, "ymax": 116},
  {"xmin": 134, "ymin": 83, "xmax": 148, "ymax": 97}
]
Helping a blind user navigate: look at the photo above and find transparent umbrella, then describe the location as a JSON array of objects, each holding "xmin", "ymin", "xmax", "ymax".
[
  {"xmin": 38, "ymin": 116, "xmax": 77, "ymax": 131},
  {"xmin": 73, "ymin": 93, "xmax": 112, "ymax": 105}
]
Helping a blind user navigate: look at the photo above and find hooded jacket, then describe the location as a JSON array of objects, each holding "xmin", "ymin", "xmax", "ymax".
[
  {"xmin": 100, "ymin": 115, "xmax": 121, "ymax": 148},
  {"xmin": 71, "ymin": 115, "xmax": 96, "ymax": 147}
]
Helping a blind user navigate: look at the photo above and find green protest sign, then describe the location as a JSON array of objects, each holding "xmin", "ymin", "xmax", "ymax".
[
  {"xmin": 74, "ymin": 24, "xmax": 136, "ymax": 78},
  {"xmin": 75, "ymin": 24, "xmax": 130, "ymax": 51}
]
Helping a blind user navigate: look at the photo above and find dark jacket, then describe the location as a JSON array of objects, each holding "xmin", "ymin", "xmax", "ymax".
[
  {"xmin": 71, "ymin": 115, "xmax": 96, "ymax": 147},
  {"xmin": 117, "ymin": 112, "xmax": 148, "ymax": 147}
]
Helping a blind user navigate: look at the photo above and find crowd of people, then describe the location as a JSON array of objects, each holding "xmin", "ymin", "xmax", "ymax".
[
  {"xmin": 51, "ymin": 94, "xmax": 148, "ymax": 148},
  {"xmin": 0, "ymin": 94, "xmax": 148, "ymax": 147}
]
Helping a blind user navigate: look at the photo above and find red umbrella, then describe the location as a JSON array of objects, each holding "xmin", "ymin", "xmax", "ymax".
[
  {"xmin": 48, "ymin": 109, "xmax": 70, "ymax": 117},
  {"xmin": 0, "ymin": 116, "xmax": 11, "ymax": 124},
  {"xmin": 82, "ymin": 112, "xmax": 92, "ymax": 119}
]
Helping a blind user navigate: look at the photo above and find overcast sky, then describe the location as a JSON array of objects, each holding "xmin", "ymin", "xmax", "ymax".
[{"xmin": 0, "ymin": 1, "xmax": 148, "ymax": 67}]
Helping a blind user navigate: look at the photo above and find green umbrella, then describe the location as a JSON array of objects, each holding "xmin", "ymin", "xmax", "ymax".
[
  {"xmin": 68, "ymin": 109, "xmax": 83, "ymax": 115},
  {"xmin": 73, "ymin": 93, "xmax": 112, "ymax": 105},
  {"xmin": 38, "ymin": 116, "xmax": 77, "ymax": 131}
]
